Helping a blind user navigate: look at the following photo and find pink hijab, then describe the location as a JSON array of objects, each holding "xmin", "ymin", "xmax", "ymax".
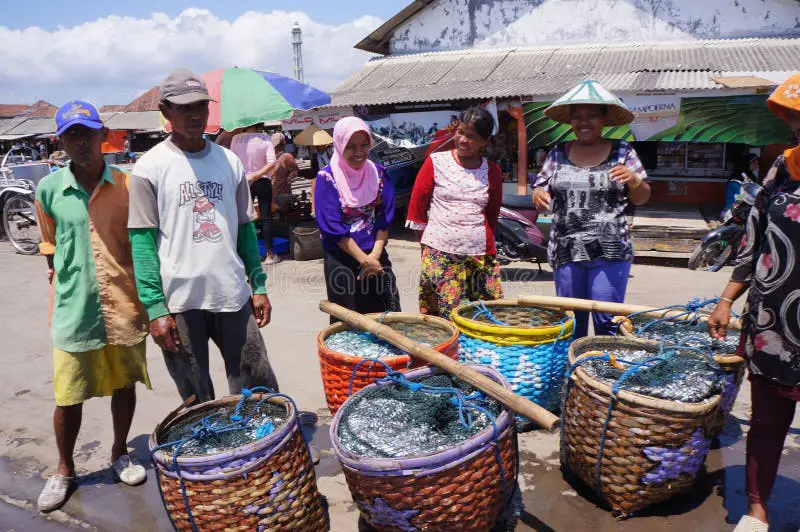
[{"xmin": 331, "ymin": 117, "xmax": 380, "ymax": 208}]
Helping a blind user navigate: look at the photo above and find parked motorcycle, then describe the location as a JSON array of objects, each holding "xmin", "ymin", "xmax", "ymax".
[
  {"xmin": 688, "ymin": 182, "xmax": 761, "ymax": 272},
  {"xmin": 495, "ymin": 194, "xmax": 548, "ymax": 270},
  {"xmin": 0, "ymin": 173, "xmax": 38, "ymax": 255}
]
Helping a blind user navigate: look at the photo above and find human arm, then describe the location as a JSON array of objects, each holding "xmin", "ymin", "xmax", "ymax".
[
  {"xmin": 370, "ymin": 170, "xmax": 395, "ymax": 262},
  {"xmin": 406, "ymin": 157, "xmax": 435, "ymax": 239},
  {"xmin": 485, "ymin": 162, "xmax": 503, "ymax": 230},
  {"xmin": 34, "ymin": 197, "xmax": 56, "ymax": 282},
  {"xmin": 531, "ymin": 147, "xmax": 557, "ymax": 211},
  {"xmin": 610, "ymin": 144, "xmax": 651, "ymax": 206},
  {"xmin": 237, "ymin": 222, "xmax": 271, "ymax": 327}
]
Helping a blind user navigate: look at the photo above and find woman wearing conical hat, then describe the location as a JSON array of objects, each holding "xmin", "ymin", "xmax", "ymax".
[
  {"xmin": 531, "ymin": 80, "xmax": 651, "ymax": 338},
  {"xmin": 707, "ymin": 73, "xmax": 800, "ymax": 532}
]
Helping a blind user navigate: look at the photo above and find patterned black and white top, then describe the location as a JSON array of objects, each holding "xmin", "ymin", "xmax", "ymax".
[
  {"xmin": 732, "ymin": 155, "xmax": 800, "ymax": 388},
  {"xmin": 532, "ymin": 141, "xmax": 647, "ymax": 270}
]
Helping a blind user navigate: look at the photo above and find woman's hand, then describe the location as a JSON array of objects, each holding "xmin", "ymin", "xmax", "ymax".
[
  {"xmin": 610, "ymin": 165, "xmax": 644, "ymax": 188},
  {"xmin": 532, "ymin": 188, "xmax": 552, "ymax": 211},
  {"xmin": 358, "ymin": 255, "xmax": 383, "ymax": 280},
  {"xmin": 707, "ymin": 303, "xmax": 732, "ymax": 340}
]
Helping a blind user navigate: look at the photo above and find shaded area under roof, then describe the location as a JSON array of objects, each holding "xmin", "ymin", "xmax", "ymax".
[{"xmin": 331, "ymin": 38, "xmax": 800, "ymax": 107}]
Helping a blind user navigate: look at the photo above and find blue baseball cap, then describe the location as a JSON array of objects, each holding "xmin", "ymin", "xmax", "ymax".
[{"xmin": 55, "ymin": 100, "xmax": 104, "ymax": 136}]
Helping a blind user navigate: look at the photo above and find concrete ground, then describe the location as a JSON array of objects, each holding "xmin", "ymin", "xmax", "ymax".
[{"xmin": 0, "ymin": 239, "xmax": 798, "ymax": 531}]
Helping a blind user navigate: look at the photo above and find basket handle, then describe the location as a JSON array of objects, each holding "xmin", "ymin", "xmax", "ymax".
[{"xmin": 154, "ymin": 395, "xmax": 197, "ymax": 435}]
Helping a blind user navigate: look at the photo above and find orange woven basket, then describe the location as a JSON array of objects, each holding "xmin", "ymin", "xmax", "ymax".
[{"xmin": 317, "ymin": 312, "xmax": 459, "ymax": 415}]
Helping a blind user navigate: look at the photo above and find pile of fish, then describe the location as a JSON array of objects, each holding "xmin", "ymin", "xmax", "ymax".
[
  {"xmin": 159, "ymin": 400, "xmax": 288, "ymax": 456},
  {"xmin": 325, "ymin": 322, "xmax": 451, "ymax": 358},
  {"xmin": 632, "ymin": 317, "xmax": 740, "ymax": 355},
  {"xmin": 338, "ymin": 374, "xmax": 503, "ymax": 458},
  {"xmin": 579, "ymin": 347, "xmax": 726, "ymax": 403}
]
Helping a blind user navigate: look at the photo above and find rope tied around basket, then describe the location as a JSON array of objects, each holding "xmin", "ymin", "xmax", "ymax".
[
  {"xmin": 347, "ymin": 358, "xmax": 513, "ymax": 502},
  {"xmin": 151, "ymin": 387, "xmax": 313, "ymax": 532}
]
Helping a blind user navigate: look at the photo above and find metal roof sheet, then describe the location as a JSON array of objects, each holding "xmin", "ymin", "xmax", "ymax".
[
  {"xmin": 332, "ymin": 37, "xmax": 800, "ymax": 106},
  {"xmin": 2, "ymin": 117, "xmax": 56, "ymax": 136},
  {"xmin": 104, "ymin": 111, "xmax": 163, "ymax": 132}
]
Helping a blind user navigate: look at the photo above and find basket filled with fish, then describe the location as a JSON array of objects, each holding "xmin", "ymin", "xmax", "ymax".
[
  {"xmin": 562, "ymin": 336, "xmax": 727, "ymax": 517},
  {"xmin": 149, "ymin": 390, "xmax": 328, "ymax": 531},
  {"xmin": 331, "ymin": 364, "xmax": 518, "ymax": 531},
  {"xmin": 318, "ymin": 312, "xmax": 459, "ymax": 414}
]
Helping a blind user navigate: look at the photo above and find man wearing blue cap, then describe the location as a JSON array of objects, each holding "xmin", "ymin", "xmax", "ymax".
[{"xmin": 34, "ymin": 101, "xmax": 150, "ymax": 512}]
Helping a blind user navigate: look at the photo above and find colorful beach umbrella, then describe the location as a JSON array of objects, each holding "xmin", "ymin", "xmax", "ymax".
[{"xmin": 202, "ymin": 67, "xmax": 331, "ymax": 133}]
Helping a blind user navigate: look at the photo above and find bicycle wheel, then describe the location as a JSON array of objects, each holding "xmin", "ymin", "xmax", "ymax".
[{"xmin": 3, "ymin": 194, "xmax": 39, "ymax": 255}]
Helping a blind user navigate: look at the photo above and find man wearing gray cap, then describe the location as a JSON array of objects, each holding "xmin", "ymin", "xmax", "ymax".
[{"xmin": 128, "ymin": 68, "xmax": 279, "ymax": 403}]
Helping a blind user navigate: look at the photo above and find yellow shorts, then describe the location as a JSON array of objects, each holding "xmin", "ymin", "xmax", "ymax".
[{"xmin": 53, "ymin": 341, "xmax": 151, "ymax": 407}]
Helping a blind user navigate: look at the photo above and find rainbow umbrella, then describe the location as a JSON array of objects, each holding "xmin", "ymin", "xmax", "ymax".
[{"xmin": 202, "ymin": 67, "xmax": 331, "ymax": 133}]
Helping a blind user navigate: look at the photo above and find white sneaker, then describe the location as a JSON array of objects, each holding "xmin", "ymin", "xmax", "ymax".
[
  {"xmin": 112, "ymin": 455, "xmax": 146, "ymax": 486},
  {"xmin": 732, "ymin": 515, "xmax": 769, "ymax": 532},
  {"xmin": 38, "ymin": 475, "xmax": 74, "ymax": 512}
]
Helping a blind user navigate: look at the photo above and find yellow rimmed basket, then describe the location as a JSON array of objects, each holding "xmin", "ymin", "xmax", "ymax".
[{"xmin": 453, "ymin": 300, "xmax": 575, "ymax": 412}]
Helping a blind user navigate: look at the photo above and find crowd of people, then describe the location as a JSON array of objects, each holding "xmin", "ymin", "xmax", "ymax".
[{"xmin": 31, "ymin": 64, "xmax": 799, "ymax": 531}]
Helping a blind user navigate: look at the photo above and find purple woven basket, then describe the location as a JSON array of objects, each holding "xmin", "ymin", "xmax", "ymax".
[{"xmin": 331, "ymin": 365, "xmax": 519, "ymax": 531}]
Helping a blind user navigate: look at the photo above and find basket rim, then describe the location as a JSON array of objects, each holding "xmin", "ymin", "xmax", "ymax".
[
  {"xmin": 148, "ymin": 393, "xmax": 297, "ymax": 470},
  {"xmin": 568, "ymin": 336, "xmax": 721, "ymax": 413},
  {"xmin": 452, "ymin": 299, "xmax": 575, "ymax": 339},
  {"xmin": 617, "ymin": 312, "xmax": 742, "ymax": 332},
  {"xmin": 330, "ymin": 364, "xmax": 514, "ymax": 472},
  {"xmin": 317, "ymin": 312, "xmax": 459, "ymax": 363}
]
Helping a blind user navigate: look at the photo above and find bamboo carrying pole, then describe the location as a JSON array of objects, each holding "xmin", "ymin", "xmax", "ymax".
[
  {"xmin": 515, "ymin": 295, "xmax": 742, "ymax": 330},
  {"xmin": 319, "ymin": 301, "xmax": 560, "ymax": 432}
]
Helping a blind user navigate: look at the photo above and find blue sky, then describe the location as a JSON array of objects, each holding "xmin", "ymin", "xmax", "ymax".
[
  {"xmin": 1, "ymin": 0, "xmax": 408, "ymax": 30},
  {"xmin": 0, "ymin": 1, "xmax": 408, "ymax": 105}
]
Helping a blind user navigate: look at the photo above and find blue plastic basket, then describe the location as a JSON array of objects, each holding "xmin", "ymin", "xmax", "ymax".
[{"xmin": 258, "ymin": 238, "xmax": 290, "ymax": 256}]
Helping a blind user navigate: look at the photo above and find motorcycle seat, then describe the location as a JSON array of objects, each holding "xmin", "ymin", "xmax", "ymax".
[{"xmin": 501, "ymin": 194, "xmax": 535, "ymax": 210}]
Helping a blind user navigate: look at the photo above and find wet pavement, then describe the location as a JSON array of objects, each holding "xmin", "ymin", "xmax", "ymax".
[{"xmin": 1, "ymin": 242, "xmax": 799, "ymax": 530}]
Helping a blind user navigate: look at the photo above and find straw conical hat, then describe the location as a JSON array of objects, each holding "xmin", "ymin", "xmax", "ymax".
[
  {"xmin": 294, "ymin": 123, "xmax": 333, "ymax": 146},
  {"xmin": 544, "ymin": 79, "xmax": 635, "ymax": 126}
]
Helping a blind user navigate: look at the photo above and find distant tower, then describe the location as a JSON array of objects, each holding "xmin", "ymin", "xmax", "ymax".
[{"xmin": 292, "ymin": 22, "xmax": 305, "ymax": 83}]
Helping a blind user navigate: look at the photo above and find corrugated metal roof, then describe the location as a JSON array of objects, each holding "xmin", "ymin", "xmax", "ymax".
[
  {"xmin": 2, "ymin": 117, "xmax": 56, "ymax": 136},
  {"xmin": 331, "ymin": 37, "xmax": 800, "ymax": 106},
  {"xmin": 104, "ymin": 111, "xmax": 163, "ymax": 132}
]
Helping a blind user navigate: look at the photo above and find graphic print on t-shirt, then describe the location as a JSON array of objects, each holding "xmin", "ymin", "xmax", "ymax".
[{"xmin": 179, "ymin": 181, "xmax": 225, "ymax": 244}]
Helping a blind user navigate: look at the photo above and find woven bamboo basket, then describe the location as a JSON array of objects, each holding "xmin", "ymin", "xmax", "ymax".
[
  {"xmin": 149, "ymin": 393, "xmax": 328, "ymax": 531},
  {"xmin": 562, "ymin": 337, "xmax": 721, "ymax": 517},
  {"xmin": 331, "ymin": 365, "xmax": 518, "ymax": 532},
  {"xmin": 453, "ymin": 300, "xmax": 575, "ymax": 412},
  {"xmin": 615, "ymin": 314, "xmax": 746, "ymax": 436},
  {"xmin": 317, "ymin": 312, "xmax": 459, "ymax": 415}
]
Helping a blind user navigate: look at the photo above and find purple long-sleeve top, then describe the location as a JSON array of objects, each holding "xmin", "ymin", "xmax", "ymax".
[{"xmin": 314, "ymin": 164, "xmax": 395, "ymax": 253}]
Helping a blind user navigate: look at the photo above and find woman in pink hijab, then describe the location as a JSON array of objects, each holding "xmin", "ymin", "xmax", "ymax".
[{"xmin": 314, "ymin": 117, "xmax": 399, "ymax": 321}]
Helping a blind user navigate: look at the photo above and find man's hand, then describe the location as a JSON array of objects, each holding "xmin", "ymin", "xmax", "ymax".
[
  {"xmin": 707, "ymin": 303, "xmax": 732, "ymax": 340},
  {"xmin": 150, "ymin": 315, "xmax": 181, "ymax": 353},
  {"xmin": 610, "ymin": 165, "xmax": 643, "ymax": 188},
  {"xmin": 252, "ymin": 294, "xmax": 272, "ymax": 328},
  {"xmin": 532, "ymin": 188, "xmax": 552, "ymax": 211}
]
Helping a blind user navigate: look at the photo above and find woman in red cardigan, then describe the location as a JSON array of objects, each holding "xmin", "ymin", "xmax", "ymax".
[{"xmin": 406, "ymin": 107, "xmax": 504, "ymax": 318}]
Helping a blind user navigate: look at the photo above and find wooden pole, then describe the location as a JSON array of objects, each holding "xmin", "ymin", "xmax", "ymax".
[
  {"xmin": 319, "ymin": 301, "xmax": 560, "ymax": 432},
  {"xmin": 515, "ymin": 295, "xmax": 742, "ymax": 330},
  {"xmin": 507, "ymin": 105, "xmax": 529, "ymax": 195}
]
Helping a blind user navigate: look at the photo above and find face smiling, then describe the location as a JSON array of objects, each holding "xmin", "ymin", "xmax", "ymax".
[
  {"xmin": 570, "ymin": 104, "xmax": 607, "ymax": 145},
  {"xmin": 343, "ymin": 131, "xmax": 371, "ymax": 169}
]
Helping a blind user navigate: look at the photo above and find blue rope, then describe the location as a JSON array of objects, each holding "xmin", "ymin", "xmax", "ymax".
[
  {"xmin": 346, "ymin": 358, "xmax": 512, "ymax": 501},
  {"xmin": 470, "ymin": 301, "xmax": 512, "ymax": 326},
  {"xmin": 151, "ymin": 387, "xmax": 313, "ymax": 532}
]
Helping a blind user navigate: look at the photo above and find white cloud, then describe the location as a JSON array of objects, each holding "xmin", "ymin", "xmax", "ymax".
[{"xmin": 0, "ymin": 8, "xmax": 382, "ymax": 105}]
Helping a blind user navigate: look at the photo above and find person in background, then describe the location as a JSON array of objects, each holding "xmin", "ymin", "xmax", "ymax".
[
  {"xmin": 34, "ymin": 101, "xmax": 150, "ymax": 512},
  {"xmin": 708, "ymin": 73, "xmax": 800, "ymax": 532},
  {"xmin": 269, "ymin": 132, "xmax": 300, "ymax": 198},
  {"xmin": 314, "ymin": 143, "xmax": 333, "ymax": 175},
  {"xmin": 314, "ymin": 117, "xmax": 400, "ymax": 322},
  {"xmin": 128, "ymin": 68, "xmax": 279, "ymax": 405},
  {"xmin": 230, "ymin": 125, "xmax": 279, "ymax": 264},
  {"xmin": 406, "ymin": 107, "xmax": 504, "ymax": 319},
  {"xmin": 38, "ymin": 139, "xmax": 48, "ymax": 159},
  {"xmin": 724, "ymin": 153, "xmax": 760, "ymax": 214},
  {"xmin": 214, "ymin": 129, "xmax": 234, "ymax": 149},
  {"xmin": 532, "ymin": 80, "xmax": 650, "ymax": 338}
]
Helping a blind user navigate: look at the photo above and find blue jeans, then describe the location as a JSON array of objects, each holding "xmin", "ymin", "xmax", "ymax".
[{"xmin": 554, "ymin": 259, "xmax": 632, "ymax": 338}]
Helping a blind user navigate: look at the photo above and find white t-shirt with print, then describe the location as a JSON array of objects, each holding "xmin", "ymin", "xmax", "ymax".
[{"xmin": 128, "ymin": 138, "xmax": 256, "ymax": 314}]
